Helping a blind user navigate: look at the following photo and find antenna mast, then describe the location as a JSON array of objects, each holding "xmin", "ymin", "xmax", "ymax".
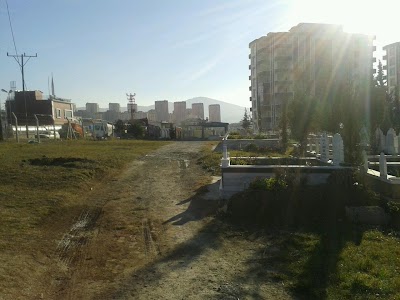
[{"xmin": 126, "ymin": 93, "xmax": 136, "ymax": 121}]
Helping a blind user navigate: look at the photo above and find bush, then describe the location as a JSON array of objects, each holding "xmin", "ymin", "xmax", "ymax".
[
  {"xmin": 244, "ymin": 143, "xmax": 259, "ymax": 152},
  {"xmin": 249, "ymin": 177, "xmax": 288, "ymax": 192}
]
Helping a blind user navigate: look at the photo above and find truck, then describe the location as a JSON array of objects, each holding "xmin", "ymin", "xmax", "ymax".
[{"xmin": 91, "ymin": 120, "xmax": 114, "ymax": 139}]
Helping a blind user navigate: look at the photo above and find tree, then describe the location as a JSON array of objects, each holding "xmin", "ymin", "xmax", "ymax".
[
  {"xmin": 288, "ymin": 88, "xmax": 318, "ymax": 156},
  {"xmin": 279, "ymin": 99, "xmax": 288, "ymax": 151},
  {"xmin": 114, "ymin": 119, "xmax": 125, "ymax": 137},
  {"xmin": 241, "ymin": 108, "xmax": 251, "ymax": 132},
  {"xmin": 127, "ymin": 121, "xmax": 145, "ymax": 138},
  {"xmin": 375, "ymin": 60, "xmax": 386, "ymax": 87}
]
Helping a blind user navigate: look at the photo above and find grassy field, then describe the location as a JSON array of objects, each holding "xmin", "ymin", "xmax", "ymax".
[
  {"xmin": 265, "ymin": 227, "xmax": 400, "ymax": 300},
  {"xmin": 0, "ymin": 139, "xmax": 167, "ymax": 251}
]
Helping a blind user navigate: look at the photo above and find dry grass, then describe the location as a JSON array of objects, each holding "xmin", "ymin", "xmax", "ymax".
[{"xmin": 0, "ymin": 139, "xmax": 167, "ymax": 250}]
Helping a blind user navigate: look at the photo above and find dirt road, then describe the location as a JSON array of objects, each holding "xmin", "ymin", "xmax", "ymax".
[{"xmin": 48, "ymin": 141, "xmax": 293, "ymax": 299}]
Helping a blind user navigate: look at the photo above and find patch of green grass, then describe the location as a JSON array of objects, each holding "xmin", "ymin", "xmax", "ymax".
[
  {"xmin": 0, "ymin": 139, "xmax": 167, "ymax": 246},
  {"xmin": 267, "ymin": 228, "xmax": 400, "ymax": 299}
]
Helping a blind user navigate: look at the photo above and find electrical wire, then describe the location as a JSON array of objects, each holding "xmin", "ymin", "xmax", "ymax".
[{"xmin": 5, "ymin": 0, "xmax": 18, "ymax": 56}]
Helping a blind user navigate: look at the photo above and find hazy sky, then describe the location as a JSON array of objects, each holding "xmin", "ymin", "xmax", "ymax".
[{"xmin": 0, "ymin": 0, "xmax": 398, "ymax": 108}]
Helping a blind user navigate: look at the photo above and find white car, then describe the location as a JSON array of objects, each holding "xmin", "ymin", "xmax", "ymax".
[{"xmin": 35, "ymin": 131, "xmax": 60, "ymax": 139}]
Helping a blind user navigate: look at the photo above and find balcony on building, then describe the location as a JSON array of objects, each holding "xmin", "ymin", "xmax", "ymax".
[
  {"xmin": 249, "ymin": 107, "xmax": 252, "ymax": 112},
  {"xmin": 249, "ymin": 53, "xmax": 251, "ymax": 59},
  {"xmin": 373, "ymin": 46, "xmax": 376, "ymax": 51},
  {"xmin": 249, "ymin": 75, "xmax": 251, "ymax": 80},
  {"xmin": 274, "ymin": 62, "xmax": 292, "ymax": 70},
  {"xmin": 249, "ymin": 96, "xmax": 252, "ymax": 102},
  {"xmin": 383, "ymin": 65, "xmax": 387, "ymax": 70},
  {"xmin": 249, "ymin": 86, "xmax": 252, "ymax": 91},
  {"xmin": 249, "ymin": 65, "xmax": 251, "ymax": 70},
  {"xmin": 383, "ymin": 55, "xmax": 387, "ymax": 60},
  {"xmin": 372, "ymin": 57, "xmax": 377, "ymax": 63}
]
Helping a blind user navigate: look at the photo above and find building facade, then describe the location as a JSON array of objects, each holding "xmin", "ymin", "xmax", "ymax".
[
  {"xmin": 86, "ymin": 103, "xmax": 99, "ymax": 114},
  {"xmin": 155, "ymin": 100, "xmax": 169, "ymax": 122},
  {"xmin": 109, "ymin": 103, "xmax": 120, "ymax": 112},
  {"xmin": 191, "ymin": 103, "xmax": 205, "ymax": 119},
  {"xmin": 383, "ymin": 42, "xmax": 400, "ymax": 94},
  {"xmin": 249, "ymin": 23, "xmax": 375, "ymax": 132},
  {"xmin": 6, "ymin": 90, "xmax": 74, "ymax": 126},
  {"xmin": 209, "ymin": 104, "xmax": 221, "ymax": 122},
  {"xmin": 173, "ymin": 101, "xmax": 187, "ymax": 124}
]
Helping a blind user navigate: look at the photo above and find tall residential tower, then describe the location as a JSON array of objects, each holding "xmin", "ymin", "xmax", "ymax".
[{"xmin": 249, "ymin": 23, "xmax": 375, "ymax": 132}]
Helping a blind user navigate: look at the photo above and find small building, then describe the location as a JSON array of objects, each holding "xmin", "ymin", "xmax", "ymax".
[{"xmin": 6, "ymin": 90, "xmax": 74, "ymax": 126}]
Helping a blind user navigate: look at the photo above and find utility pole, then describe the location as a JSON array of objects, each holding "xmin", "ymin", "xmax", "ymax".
[
  {"xmin": 126, "ymin": 93, "xmax": 136, "ymax": 121},
  {"xmin": 7, "ymin": 52, "xmax": 37, "ymax": 138}
]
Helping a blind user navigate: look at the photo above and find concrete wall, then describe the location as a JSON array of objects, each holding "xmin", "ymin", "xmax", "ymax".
[
  {"xmin": 221, "ymin": 165, "xmax": 348, "ymax": 199},
  {"xmin": 214, "ymin": 139, "xmax": 280, "ymax": 152}
]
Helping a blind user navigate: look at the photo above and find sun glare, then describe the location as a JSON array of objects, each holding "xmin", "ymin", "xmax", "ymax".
[{"xmin": 287, "ymin": 0, "xmax": 398, "ymax": 48}]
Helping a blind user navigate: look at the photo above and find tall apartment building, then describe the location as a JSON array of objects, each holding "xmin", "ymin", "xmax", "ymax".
[
  {"xmin": 249, "ymin": 23, "xmax": 375, "ymax": 132},
  {"xmin": 155, "ymin": 100, "xmax": 169, "ymax": 122},
  {"xmin": 383, "ymin": 42, "xmax": 400, "ymax": 94},
  {"xmin": 173, "ymin": 101, "xmax": 186, "ymax": 124},
  {"xmin": 192, "ymin": 103, "xmax": 205, "ymax": 119},
  {"xmin": 109, "ymin": 103, "xmax": 120, "ymax": 112},
  {"xmin": 86, "ymin": 103, "xmax": 99, "ymax": 114},
  {"xmin": 209, "ymin": 104, "xmax": 221, "ymax": 122}
]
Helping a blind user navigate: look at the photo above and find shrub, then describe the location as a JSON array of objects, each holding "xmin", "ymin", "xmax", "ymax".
[
  {"xmin": 249, "ymin": 177, "xmax": 288, "ymax": 192},
  {"xmin": 244, "ymin": 143, "xmax": 259, "ymax": 152}
]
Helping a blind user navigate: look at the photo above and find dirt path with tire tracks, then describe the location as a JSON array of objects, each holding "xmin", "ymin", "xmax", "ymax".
[{"xmin": 47, "ymin": 141, "xmax": 293, "ymax": 300}]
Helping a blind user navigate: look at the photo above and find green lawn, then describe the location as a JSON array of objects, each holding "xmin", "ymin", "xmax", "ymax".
[{"xmin": 267, "ymin": 227, "xmax": 400, "ymax": 299}]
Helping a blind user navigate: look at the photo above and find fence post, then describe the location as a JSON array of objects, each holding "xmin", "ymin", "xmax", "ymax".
[
  {"xmin": 12, "ymin": 112, "xmax": 19, "ymax": 143},
  {"xmin": 34, "ymin": 114, "xmax": 40, "ymax": 143}
]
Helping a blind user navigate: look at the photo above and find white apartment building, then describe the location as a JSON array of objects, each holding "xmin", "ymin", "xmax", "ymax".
[
  {"xmin": 383, "ymin": 42, "xmax": 400, "ymax": 94},
  {"xmin": 209, "ymin": 104, "xmax": 221, "ymax": 122},
  {"xmin": 249, "ymin": 23, "xmax": 375, "ymax": 132}
]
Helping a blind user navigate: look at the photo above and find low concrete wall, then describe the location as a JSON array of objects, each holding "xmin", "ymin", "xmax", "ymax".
[
  {"xmin": 365, "ymin": 169, "xmax": 400, "ymax": 202},
  {"xmin": 214, "ymin": 139, "xmax": 280, "ymax": 152},
  {"xmin": 221, "ymin": 165, "xmax": 348, "ymax": 199}
]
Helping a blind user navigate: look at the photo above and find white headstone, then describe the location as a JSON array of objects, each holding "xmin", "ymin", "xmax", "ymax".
[
  {"xmin": 379, "ymin": 152, "xmax": 387, "ymax": 179},
  {"xmin": 386, "ymin": 128, "xmax": 396, "ymax": 155},
  {"xmin": 332, "ymin": 133, "xmax": 344, "ymax": 166},
  {"xmin": 221, "ymin": 140, "xmax": 230, "ymax": 168},
  {"xmin": 320, "ymin": 132, "xmax": 329, "ymax": 163}
]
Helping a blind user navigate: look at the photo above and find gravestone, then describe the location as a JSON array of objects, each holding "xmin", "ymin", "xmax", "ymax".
[
  {"xmin": 221, "ymin": 140, "xmax": 230, "ymax": 168},
  {"xmin": 332, "ymin": 133, "xmax": 344, "ymax": 166},
  {"xmin": 379, "ymin": 152, "xmax": 387, "ymax": 179},
  {"xmin": 320, "ymin": 132, "xmax": 329, "ymax": 163},
  {"xmin": 386, "ymin": 128, "xmax": 397, "ymax": 155}
]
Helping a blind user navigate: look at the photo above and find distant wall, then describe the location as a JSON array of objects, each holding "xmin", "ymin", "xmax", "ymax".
[{"xmin": 214, "ymin": 139, "xmax": 280, "ymax": 152}]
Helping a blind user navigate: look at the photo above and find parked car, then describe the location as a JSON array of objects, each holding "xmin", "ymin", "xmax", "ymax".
[{"xmin": 34, "ymin": 131, "xmax": 60, "ymax": 139}]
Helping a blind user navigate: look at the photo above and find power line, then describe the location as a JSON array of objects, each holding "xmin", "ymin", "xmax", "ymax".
[{"xmin": 5, "ymin": 0, "xmax": 18, "ymax": 56}]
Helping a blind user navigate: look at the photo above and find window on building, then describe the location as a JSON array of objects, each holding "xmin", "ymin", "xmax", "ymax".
[
  {"xmin": 55, "ymin": 108, "xmax": 61, "ymax": 118},
  {"xmin": 64, "ymin": 110, "xmax": 73, "ymax": 119}
]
